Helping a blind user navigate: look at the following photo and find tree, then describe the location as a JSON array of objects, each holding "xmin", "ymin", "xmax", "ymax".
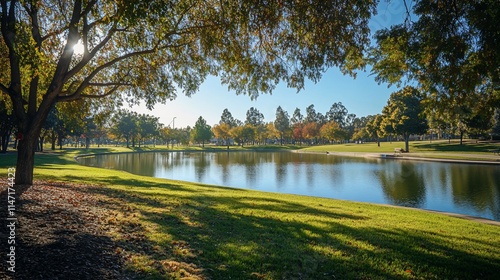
[
  {"xmin": 292, "ymin": 123, "xmax": 304, "ymax": 145},
  {"xmin": 41, "ymin": 106, "xmax": 59, "ymax": 151},
  {"xmin": 82, "ymin": 117, "xmax": 97, "ymax": 149},
  {"xmin": 240, "ymin": 125, "xmax": 257, "ymax": 146},
  {"xmin": 490, "ymin": 109, "xmax": 500, "ymax": 140},
  {"xmin": 212, "ymin": 123, "xmax": 232, "ymax": 149},
  {"xmin": 426, "ymin": 108, "xmax": 452, "ymax": 141},
  {"xmin": 305, "ymin": 105, "xmax": 318, "ymax": 123},
  {"xmin": 0, "ymin": 99, "xmax": 15, "ymax": 153},
  {"xmin": 245, "ymin": 107, "xmax": 264, "ymax": 144},
  {"xmin": 290, "ymin": 108, "xmax": 304, "ymax": 125},
  {"xmin": 191, "ymin": 116, "xmax": 212, "ymax": 147},
  {"xmin": 352, "ymin": 127, "xmax": 369, "ymax": 142},
  {"xmin": 316, "ymin": 112, "xmax": 327, "ymax": 126},
  {"xmin": 111, "ymin": 110, "xmax": 138, "ymax": 148},
  {"xmin": 220, "ymin": 109, "xmax": 238, "ymax": 127},
  {"xmin": 274, "ymin": 106, "xmax": 290, "ymax": 145},
  {"xmin": 137, "ymin": 114, "xmax": 160, "ymax": 147},
  {"xmin": 344, "ymin": 113, "xmax": 357, "ymax": 140},
  {"xmin": 326, "ymin": 102, "xmax": 348, "ymax": 127},
  {"xmin": 302, "ymin": 122, "xmax": 320, "ymax": 145},
  {"xmin": 1, "ymin": 0, "xmax": 377, "ymax": 185},
  {"xmin": 230, "ymin": 124, "xmax": 255, "ymax": 147},
  {"xmin": 92, "ymin": 111, "xmax": 111, "ymax": 148},
  {"xmin": 265, "ymin": 122, "xmax": 280, "ymax": 144},
  {"xmin": 365, "ymin": 114, "xmax": 384, "ymax": 147},
  {"xmin": 320, "ymin": 121, "xmax": 345, "ymax": 143},
  {"xmin": 370, "ymin": 0, "xmax": 500, "ymax": 116},
  {"xmin": 245, "ymin": 107, "xmax": 264, "ymax": 126},
  {"xmin": 382, "ymin": 87, "xmax": 428, "ymax": 152}
]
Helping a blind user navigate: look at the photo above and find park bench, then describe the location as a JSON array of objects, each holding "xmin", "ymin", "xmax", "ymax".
[{"xmin": 394, "ymin": 148, "xmax": 404, "ymax": 156}]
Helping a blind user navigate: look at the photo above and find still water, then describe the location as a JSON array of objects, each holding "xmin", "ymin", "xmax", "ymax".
[{"xmin": 77, "ymin": 151, "xmax": 500, "ymax": 221}]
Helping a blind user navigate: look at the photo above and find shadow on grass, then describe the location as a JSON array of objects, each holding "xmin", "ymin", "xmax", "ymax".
[
  {"xmin": 413, "ymin": 142, "xmax": 500, "ymax": 153},
  {"xmin": 67, "ymin": 175, "xmax": 500, "ymax": 280}
]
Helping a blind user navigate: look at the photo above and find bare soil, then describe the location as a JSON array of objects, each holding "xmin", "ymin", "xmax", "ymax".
[{"xmin": 0, "ymin": 181, "xmax": 135, "ymax": 280}]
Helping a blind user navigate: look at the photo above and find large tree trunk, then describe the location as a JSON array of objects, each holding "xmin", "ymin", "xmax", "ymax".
[
  {"xmin": 15, "ymin": 132, "xmax": 37, "ymax": 186},
  {"xmin": 14, "ymin": 99, "xmax": 54, "ymax": 186}
]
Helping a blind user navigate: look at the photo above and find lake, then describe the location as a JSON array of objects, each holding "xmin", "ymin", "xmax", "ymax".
[{"xmin": 76, "ymin": 151, "xmax": 500, "ymax": 221}]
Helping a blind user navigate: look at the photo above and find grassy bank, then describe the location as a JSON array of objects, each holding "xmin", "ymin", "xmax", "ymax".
[
  {"xmin": 1, "ymin": 148, "xmax": 499, "ymax": 279},
  {"xmin": 301, "ymin": 140, "xmax": 500, "ymax": 161},
  {"xmin": 301, "ymin": 140, "xmax": 499, "ymax": 153}
]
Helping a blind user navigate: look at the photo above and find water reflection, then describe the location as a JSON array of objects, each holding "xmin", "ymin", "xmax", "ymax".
[
  {"xmin": 375, "ymin": 162, "xmax": 426, "ymax": 208},
  {"xmin": 77, "ymin": 151, "xmax": 500, "ymax": 221}
]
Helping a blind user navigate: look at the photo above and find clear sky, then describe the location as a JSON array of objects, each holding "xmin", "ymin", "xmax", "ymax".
[{"xmin": 130, "ymin": 1, "xmax": 409, "ymax": 128}]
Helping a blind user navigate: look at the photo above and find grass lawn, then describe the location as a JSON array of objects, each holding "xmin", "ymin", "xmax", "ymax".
[
  {"xmin": 1, "ymin": 147, "xmax": 499, "ymax": 279},
  {"xmin": 302, "ymin": 140, "xmax": 500, "ymax": 159}
]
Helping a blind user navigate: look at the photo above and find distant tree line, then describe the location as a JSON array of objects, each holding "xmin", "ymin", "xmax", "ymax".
[{"xmin": 1, "ymin": 86, "xmax": 499, "ymax": 152}]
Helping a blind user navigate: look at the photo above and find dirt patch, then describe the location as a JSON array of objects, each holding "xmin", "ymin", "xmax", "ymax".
[{"xmin": 0, "ymin": 181, "xmax": 134, "ymax": 279}]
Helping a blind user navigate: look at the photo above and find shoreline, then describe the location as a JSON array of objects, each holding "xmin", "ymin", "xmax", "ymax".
[{"xmin": 297, "ymin": 150, "xmax": 500, "ymax": 165}]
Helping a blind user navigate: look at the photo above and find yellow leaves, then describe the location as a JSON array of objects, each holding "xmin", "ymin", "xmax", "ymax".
[
  {"xmin": 161, "ymin": 260, "xmax": 204, "ymax": 279},
  {"xmin": 212, "ymin": 123, "xmax": 232, "ymax": 140}
]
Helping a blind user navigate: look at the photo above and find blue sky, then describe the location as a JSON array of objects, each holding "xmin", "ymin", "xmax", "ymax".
[{"xmin": 131, "ymin": 1, "xmax": 408, "ymax": 128}]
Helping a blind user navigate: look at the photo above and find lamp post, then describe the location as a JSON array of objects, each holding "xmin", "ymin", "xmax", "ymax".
[{"xmin": 170, "ymin": 117, "xmax": 177, "ymax": 148}]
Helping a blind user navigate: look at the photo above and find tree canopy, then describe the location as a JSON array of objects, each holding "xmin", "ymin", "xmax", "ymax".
[
  {"xmin": 382, "ymin": 86, "xmax": 428, "ymax": 152},
  {"xmin": 370, "ymin": 0, "xmax": 500, "ymax": 109},
  {"xmin": 191, "ymin": 116, "xmax": 212, "ymax": 147},
  {"xmin": 1, "ymin": 0, "xmax": 378, "ymax": 185},
  {"xmin": 274, "ymin": 106, "xmax": 290, "ymax": 145}
]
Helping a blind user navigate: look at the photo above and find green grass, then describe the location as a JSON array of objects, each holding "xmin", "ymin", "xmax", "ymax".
[
  {"xmin": 302, "ymin": 140, "xmax": 500, "ymax": 159},
  {"xmin": 1, "ymin": 147, "xmax": 499, "ymax": 279}
]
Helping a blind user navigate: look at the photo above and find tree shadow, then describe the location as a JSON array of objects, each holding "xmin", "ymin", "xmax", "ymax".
[
  {"xmin": 414, "ymin": 142, "xmax": 499, "ymax": 153},
  {"xmin": 76, "ymin": 176, "xmax": 500, "ymax": 279}
]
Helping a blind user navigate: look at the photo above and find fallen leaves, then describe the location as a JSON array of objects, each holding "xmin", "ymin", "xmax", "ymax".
[
  {"xmin": 161, "ymin": 260, "xmax": 204, "ymax": 279},
  {"xmin": 0, "ymin": 180, "xmax": 132, "ymax": 280}
]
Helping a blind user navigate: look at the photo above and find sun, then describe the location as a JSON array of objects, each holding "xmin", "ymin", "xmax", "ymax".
[{"xmin": 73, "ymin": 41, "xmax": 84, "ymax": 55}]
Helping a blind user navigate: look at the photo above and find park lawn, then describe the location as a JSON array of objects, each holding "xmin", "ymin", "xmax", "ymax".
[
  {"xmin": 1, "ymin": 148, "xmax": 499, "ymax": 279},
  {"xmin": 302, "ymin": 140, "xmax": 500, "ymax": 154}
]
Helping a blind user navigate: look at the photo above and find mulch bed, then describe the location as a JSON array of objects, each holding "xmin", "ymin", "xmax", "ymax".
[{"xmin": 0, "ymin": 180, "xmax": 135, "ymax": 279}]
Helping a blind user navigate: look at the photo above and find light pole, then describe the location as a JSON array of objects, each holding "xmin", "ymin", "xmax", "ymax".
[
  {"xmin": 168, "ymin": 117, "xmax": 177, "ymax": 129},
  {"xmin": 170, "ymin": 117, "xmax": 177, "ymax": 148}
]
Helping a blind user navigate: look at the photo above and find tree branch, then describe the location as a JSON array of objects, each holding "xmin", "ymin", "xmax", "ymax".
[
  {"xmin": 1, "ymin": 0, "xmax": 27, "ymax": 123},
  {"xmin": 64, "ymin": 22, "xmax": 119, "ymax": 81},
  {"xmin": 0, "ymin": 83, "xmax": 9, "ymax": 95},
  {"xmin": 403, "ymin": 0, "xmax": 412, "ymax": 26},
  {"xmin": 81, "ymin": 86, "xmax": 120, "ymax": 98},
  {"xmin": 23, "ymin": 2, "xmax": 44, "ymax": 118},
  {"xmin": 34, "ymin": 0, "xmax": 84, "ymax": 133},
  {"xmin": 57, "ymin": 84, "xmax": 121, "ymax": 102},
  {"xmin": 87, "ymin": 82, "xmax": 132, "ymax": 87}
]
